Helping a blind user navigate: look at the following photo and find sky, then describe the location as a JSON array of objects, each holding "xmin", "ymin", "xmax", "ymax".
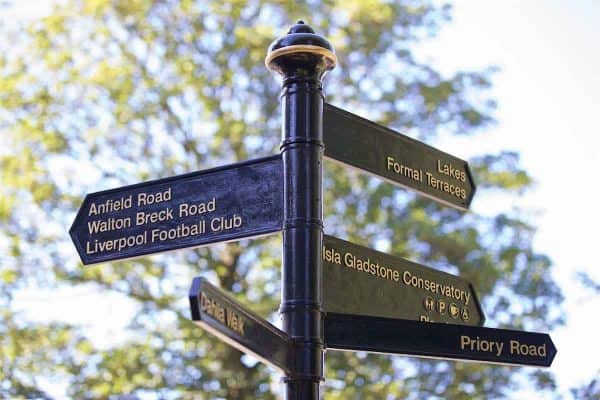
[{"xmin": 4, "ymin": 0, "xmax": 600, "ymax": 398}]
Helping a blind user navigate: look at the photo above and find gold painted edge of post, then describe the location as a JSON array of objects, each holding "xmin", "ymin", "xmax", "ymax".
[{"xmin": 265, "ymin": 44, "xmax": 337, "ymax": 70}]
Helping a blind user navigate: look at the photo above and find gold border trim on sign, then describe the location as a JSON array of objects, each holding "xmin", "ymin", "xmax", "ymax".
[{"xmin": 265, "ymin": 45, "xmax": 337, "ymax": 70}]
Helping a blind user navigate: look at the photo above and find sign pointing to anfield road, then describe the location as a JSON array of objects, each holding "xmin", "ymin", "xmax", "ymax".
[
  {"xmin": 322, "ymin": 235, "xmax": 484, "ymax": 326},
  {"xmin": 70, "ymin": 155, "xmax": 283, "ymax": 264},
  {"xmin": 323, "ymin": 103, "xmax": 476, "ymax": 210},
  {"xmin": 189, "ymin": 277, "xmax": 291, "ymax": 373},
  {"xmin": 325, "ymin": 313, "xmax": 556, "ymax": 367}
]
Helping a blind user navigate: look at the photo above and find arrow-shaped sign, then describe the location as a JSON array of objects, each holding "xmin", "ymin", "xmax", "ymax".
[
  {"xmin": 325, "ymin": 313, "xmax": 556, "ymax": 367},
  {"xmin": 189, "ymin": 277, "xmax": 291, "ymax": 373},
  {"xmin": 323, "ymin": 235, "xmax": 484, "ymax": 326},
  {"xmin": 323, "ymin": 103, "xmax": 476, "ymax": 210},
  {"xmin": 70, "ymin": 155, "xmax": 283, "ymax": 264}
]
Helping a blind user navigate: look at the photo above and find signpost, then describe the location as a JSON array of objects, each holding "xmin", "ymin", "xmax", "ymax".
[
  {"xmin": 189, "ymin": 277, "xmax": 291, "ymax": 374},
  {"xmin": 322, "ymin": 235, "xmax": 484, "ymax": 326},
  {"xmin": 323, "ymin": 103, "xmax": 476, "ymax": 211},
  {"xmin": 324, "ymin": 313, "xmax": 556, "ymax": 367},
  {"xmin": 264, "ymin": 21, "xmax": 338, "ymax": 400},
  {"xmin": 70, "ymin": 155, "xmax": 283, "ymax": 264},
  {"xmin": 70, "ymin": 20, "xmax": 557, "ymax": 400}
]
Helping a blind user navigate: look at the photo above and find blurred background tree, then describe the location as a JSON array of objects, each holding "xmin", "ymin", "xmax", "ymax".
[
  {"xmin": 0, "ymin": 0, "xmax": 563, "ymax": 398},
  {"xmin": 569, "ymin": 272, "xmax": 599, "ymax": 399}
]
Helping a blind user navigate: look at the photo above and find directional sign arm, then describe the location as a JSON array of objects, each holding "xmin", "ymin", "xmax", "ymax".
[
  {"xmin": 323, "ymin": 103, "xmax": 476, "ymax": 210},
  {"xmin": 324, "ymin": 313, "xmax": 556, "ymax": 367},
  {"xmin": 322, "ymin": 235, "xmax": 485, "ymax": 326},
  {"xmin": 71, "ymin": 155, "xmax": 283, "ymax": 264},
  {"xmin": 189, "ymin": 277, "xmax": 291, "ymax": 374}
]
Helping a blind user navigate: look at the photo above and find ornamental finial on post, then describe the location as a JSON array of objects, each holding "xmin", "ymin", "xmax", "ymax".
[{"xmin": 265, "ymin": 20, "xmax": 336, "ymax": 79}]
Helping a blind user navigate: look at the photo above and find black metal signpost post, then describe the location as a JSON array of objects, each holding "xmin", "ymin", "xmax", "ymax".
[
  {"xmin": 70, "ymin": 20, "xmax": 557, "ymax": 400},
  {"xmin": 265, "ymin": 21, "xmax": 337, "ymax": 400}
]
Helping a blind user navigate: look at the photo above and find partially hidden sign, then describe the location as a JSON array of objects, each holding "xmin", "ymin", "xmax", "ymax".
[
  {"xmin": 322, "ymin": 235, "xmax": 484, "ymax": 326},
  {"xmin": 325, "ymin": 313, "xmax": 556, "ymax": 367},
  {"xmin": 189, "ymin": 277, "xmax": 291, "ymax": 373},
  {"xmin": 323, "ymin": 103, "xmax": 476, "ymax": 210},
  {"xmin": 70, "ymin": 155, "xmax": 283, "ymax": 264}
]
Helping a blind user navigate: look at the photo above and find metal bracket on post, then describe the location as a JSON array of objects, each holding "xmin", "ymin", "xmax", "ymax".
[{"xmin": 265, "ymin": 21, "xmax": 336, "ymax": 400}]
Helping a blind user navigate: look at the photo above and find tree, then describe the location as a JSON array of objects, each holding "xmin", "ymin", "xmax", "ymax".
[
  {"xmin": 569, "ymin": 272, "xmax": 600, "ymax": 399},
  {"xmin": 0, "ymin": 0, "xmax": 563, "ymax": 398}
]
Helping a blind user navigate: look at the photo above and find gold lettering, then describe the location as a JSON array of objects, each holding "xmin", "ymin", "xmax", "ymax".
[
  {"xmin": 137, "ymin": 187, "xmax": 172, "ymax": 206},
  {"xmin": 150, "ymin": 220, "xmax": 206, "ymax": 242},
  {"xmin": 85, "ymin": 231, "xmax": 147, "ymax": 254},
  {"xmin": 323, "ymin": 246, "xmax": 342, "ymax": 265},
  {"xmin": 136, "ymin": 208, "xmax": 174, "ymax": 226},
  {"xmin": 460, "ymin": 335, "xmax": 504, "ymax": 356},
  {"xmin": 386, "ymin": 156, "xmax": 423, "ymax": 182},
  {"xmin": 200, "ymin": 293, "xmax": 225, "ymax": 323},
  {"xmin": 88, "ymin": 196, "xmax": 132, "ymax": 216},
  {"xmin": 437, "ymin": 160, "xmax": 466, "ymax": 182},
  {"xmin": 401, "ymin": 271, "xmax": 470, "ymax": 306},
  {"xmin": 179, "ymin": 197, "xmax": 216, "ymax": 217},
  {"xmin": 402, "ymin": 271, "xmax": 412, "ymax": 285},
  {"xmin": 87, "ymin": 216, "xmax": 131, "ymax": 234},
  {"xmin": 424, "ymin": 297, "xmax": 435, "ymax": 312},
  {"xmin": 226, "ymin": 308, "xmax": 245, "ymax": 335},
  {"xmin": 211, "ymin": 214, "xmax": 242, "ymax": 232},
  {"xmin": 200, "ymin": 293, "xmax": 245, "ymax": 336},
  {"xmin": 425, "ymin": 172, "xmax": 467, "ymax": 199},
  {"xmin": 509, "ymin": 340, "xmax": 546, "ymax": 357}
]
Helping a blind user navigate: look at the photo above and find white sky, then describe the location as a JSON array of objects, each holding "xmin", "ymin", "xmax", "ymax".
[{"xmin": 5, "ymin": 0, "xmax": 600, "ymax": 398}]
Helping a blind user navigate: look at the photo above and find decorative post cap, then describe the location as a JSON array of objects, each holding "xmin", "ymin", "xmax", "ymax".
[{"xmin": 265, "ymin": 20, "xmax": 336, "ymax": 77}]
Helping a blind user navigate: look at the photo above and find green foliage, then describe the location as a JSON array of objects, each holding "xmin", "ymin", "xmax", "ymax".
[
  {"xmin": 571, "ymin": 273, "xmax": 600, "ymax": 399},
  {"xmin": 571, "ymin": 378, "xmax": 599, "ymax": 400},
  {"xmin": 0, "ymin": 312, "xmax": 90, "ymax": 399},
  {"xmin": 0, "ymin": 0, "xmax": 563, "ymax": 398},
  {"xmin": 577, "ymin": 271, "xmax": 600, "ymax": 293}
]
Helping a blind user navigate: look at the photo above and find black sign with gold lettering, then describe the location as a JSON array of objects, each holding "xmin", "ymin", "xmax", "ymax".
[
  {"xmin": 189, "ymin": 277, "xmax": 291, "ymax": 373},
  {"xmin": 70, "ymin": 155, "xmax": 283, "ymax": 264},
  {"xmin": 325, "ymin": 313, "xmax": 556, "ymax": 367},
  {"xmin": 323, "ymin": 104, "xmax": 475, "ymax": 210},
  {"xmin": 322, "ymin": 235, "xmax": 484, "ymax": 326}
]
